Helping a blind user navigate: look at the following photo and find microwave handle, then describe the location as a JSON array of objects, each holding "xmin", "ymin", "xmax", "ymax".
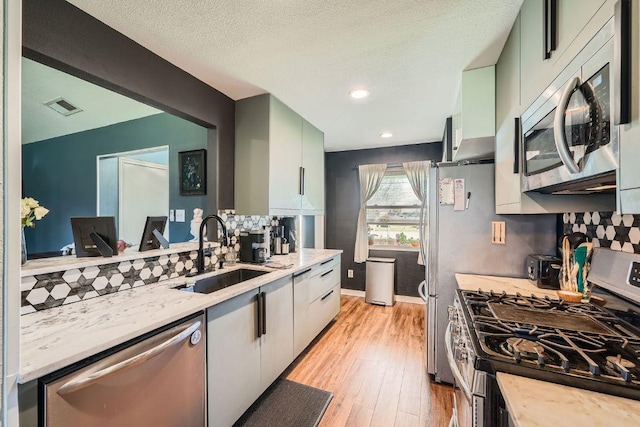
[{"xmin": 553, "ymin": 76, "xmax": 581, "ymax": 174}]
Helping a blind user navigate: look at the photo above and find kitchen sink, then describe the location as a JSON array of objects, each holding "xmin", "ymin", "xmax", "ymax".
[{"xmin": 176, "ymin": 269, "xmax": 269, "ymax": 294}]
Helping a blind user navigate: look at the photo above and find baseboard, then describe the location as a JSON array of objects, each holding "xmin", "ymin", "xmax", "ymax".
[{"xmin": 340, "ymin": 288, "xmax": 425, "ymax": 305}]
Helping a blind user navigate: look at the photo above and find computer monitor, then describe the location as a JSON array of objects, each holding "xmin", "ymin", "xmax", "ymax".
[
  {"xmin": 138, "ymin": 216, "xmax": 169, "ymax": 252},
  {"xmin": 70, "ymin": 217, "xmax": 118, "ymax": 258}
]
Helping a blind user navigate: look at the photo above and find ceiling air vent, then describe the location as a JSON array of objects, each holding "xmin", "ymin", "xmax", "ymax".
[{"xmin": 44, "ymin": 97, "xmax": 83, "ymax": 116}]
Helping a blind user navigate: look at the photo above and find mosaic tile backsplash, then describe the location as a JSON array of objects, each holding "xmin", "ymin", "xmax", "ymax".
[
  {"xmin": 21, "ymin": 250, "xmax": 198, "ymax": 315},
  {"xmin": 563, "ymin": 212, "xmax": 640, "ymax": 254},
  {"xmin": 21, "ymin": 210, "xmax": 291, "ymax": 314}
]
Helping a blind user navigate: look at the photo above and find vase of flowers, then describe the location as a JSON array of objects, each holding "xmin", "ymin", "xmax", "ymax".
[{"xmin": 21, "ymin": 197, "xmax": 49, "ymax": 264}]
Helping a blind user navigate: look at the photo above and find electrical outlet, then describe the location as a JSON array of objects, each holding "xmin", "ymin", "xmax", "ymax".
[
  {"xmin": 347, "ymin": 269, "xmax": 354, "ymax": 279},
  {"xmin": 628, "ymin": 262, "xmax": 640, "ymax": 288},
  {"xmin": 176, "ymin": 209, "xmax": 186, "ymax": 223},
  {"xmin": 491, "ymin": 221, "xmax": 506, "ymax": 244}
]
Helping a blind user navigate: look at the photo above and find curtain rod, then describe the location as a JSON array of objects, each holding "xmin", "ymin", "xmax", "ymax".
[{"xmin": 352, "ymin": 162, "xmax": 403, "ymax": 170}]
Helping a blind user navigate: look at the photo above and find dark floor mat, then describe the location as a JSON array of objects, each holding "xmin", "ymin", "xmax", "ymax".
[{"xmin": 233, "ymin": 379, "xmax": 333, "ymax": 427}]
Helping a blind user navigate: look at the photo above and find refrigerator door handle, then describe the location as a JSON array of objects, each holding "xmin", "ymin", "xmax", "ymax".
[
  {"xmin": 57, "ymin": 320, "xmax": 202, "ymax": 395},
  {"xmin": 418, "ymin": 280, "xmax": 427, "ymax": 302}
]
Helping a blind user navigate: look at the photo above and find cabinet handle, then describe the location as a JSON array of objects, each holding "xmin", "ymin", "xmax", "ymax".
[
  {"xmin": 320, "ymin": 268, "xmax": 333, "ymax": 278},
  {"xmin": 543, "ymin": 0, "xmax": 557, "ymax": 60},
  {"xmin": 320, "ymin": 259, "xmax": 333, "ymax": 266},
  {"xmin": 614, "ymin": 0, "xmax": 632, "ymax": 125},
  {"xmin": 513, "ymin": 117, "xmax": 520, "ymax": 174},
  {"xmin": 321, "ymin": 289, "xmax": 334, "ymax": 301},
  {"xmin": 293, "ymin": 268, "xmax": 312, "ymax": 278},
  {"xmin": 261, "ymin": 292, "xmax": 267, "ymax": 336},
  {"xmin": 299, "ymin": 167, "xmax": 304, "ymax": 195},
  {"xmin": 256, "ymin": 292, "xmax": 263, "ymax": 338}
]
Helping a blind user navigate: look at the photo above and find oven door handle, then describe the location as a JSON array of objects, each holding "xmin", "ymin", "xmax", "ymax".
[
  {"xmin": 445, "ymin": 323, "xmax": 472, "ymax": 401},
  {"xmin": 553, "ymin": 76, "xmax": 581, "ymax": 174}
]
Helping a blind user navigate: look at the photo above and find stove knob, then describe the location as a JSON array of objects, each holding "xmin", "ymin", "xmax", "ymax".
[
  {"xmin": 447, "ymin": 306, "xmax": 458, "ymax": 321},
  {"xmin": 459, "ymin": 349, "xmax": 468, "ymax": 361}
]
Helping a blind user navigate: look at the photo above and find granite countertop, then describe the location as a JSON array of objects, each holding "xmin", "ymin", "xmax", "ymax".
[
  {"xmin": 456, "ymin": 274, "xmax": 640, "ymax": 424},
  {"xmin": 455, "ymin": 273, "xmax": 559, "ymax": 298},
  {"xmin": 497, "ymin": 373, "xmax": 640, "ymax": 426},
  {"xmin": 20, "ymin": 249, "xmax": 342, "ymax": 383}
]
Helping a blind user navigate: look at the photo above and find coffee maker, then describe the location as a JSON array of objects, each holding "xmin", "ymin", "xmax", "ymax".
[{"xmin": 239, "ymin": 230, "xmax": 268, "ymax": 263}]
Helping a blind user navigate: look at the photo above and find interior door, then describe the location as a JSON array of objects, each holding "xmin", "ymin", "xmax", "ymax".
[{"xmin": 118, "ymin": 158, "xmax": 169, "ymax": 245}]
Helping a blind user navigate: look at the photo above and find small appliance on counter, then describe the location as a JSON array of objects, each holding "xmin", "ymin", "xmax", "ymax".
[
  {"xmin": 272, "ymin": 226, "xmax": 284, "ymax": 255},
  {"xmin": 239, "ymin": 230, "xmax": 268, "ymax": 264},
  {"xmin": 279, "ymin": 217, "xmax": 297, "ymax": 253},
  {"xmin": 527, "ymin": 254, "xmax": 561, "ymax": 289}
]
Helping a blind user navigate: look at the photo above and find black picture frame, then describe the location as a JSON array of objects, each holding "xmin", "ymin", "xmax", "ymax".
[{"xmin": 179, "ymin": 149, "xmax": 207, "ymax": 195}]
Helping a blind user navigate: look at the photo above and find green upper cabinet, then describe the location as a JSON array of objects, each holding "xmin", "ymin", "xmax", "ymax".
[
  {"xmin": 452, "ymin": 65, "xmax": 496, "ymax": 161},
  {"xmin": 618, "ymin": 0, "xmax": 640, "ymax": 213},
  {"xmin": 301, "ymin": 119, "xmax": 325, "ymax": 214},
  {"xmin": 269, "ymin": 97, "xmax": 304, "ymax": 212},
  {"xmin": 495, "ymin": 14, "xmax": 522, "ymax": 209},
  {"xmin": 494, "ymin": 6, "xmax": 616, "ymax": 214},
  {"xmin": 520, "ymin": 0, "xmax": 610, "ymax": 111},
  {"xmin": 235, "ymin": 94, "xmax": 325, "ymax": 215}
]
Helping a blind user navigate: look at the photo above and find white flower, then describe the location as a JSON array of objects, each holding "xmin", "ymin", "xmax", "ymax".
[
  {"xmin": 23, "ymin": 197, "xmax": 39, "ymax": 209},
  {"xmin": 20, "ymin": 202, "xmax": 31, "ymax": 220},
  {"xmin": 21, "ymin": 197, "xmax": 49, "ymax": 228},
  {"xmin": 34, "ymin": 206, "xmax": 49, "ymax": 220}
]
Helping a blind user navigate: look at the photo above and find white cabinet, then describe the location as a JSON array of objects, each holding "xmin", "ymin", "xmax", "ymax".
[
  {"xmin": 207, "ymin": 289, "xmax": 262, "ymax": 427},
  {"xmin": 452, "ymin": 66, "xmax": 496, "ymax": 162},
  {"xmin": 235, "ymin": 94, "xmax": 325, "ymax": 215},
  {"xmin": 495, "ymin": 8, "xmax": 617, "ymax": 214},
  {"xmin": 260, "ymin": 276, "xmax": 294, "ymax": 387},
  {"xmin": 293, "ymin": 256, "xmax": 341, "ymax": 357},
  {"xmin": 207, "ymin": 276, "xmax": 293, "ymax": 427}
]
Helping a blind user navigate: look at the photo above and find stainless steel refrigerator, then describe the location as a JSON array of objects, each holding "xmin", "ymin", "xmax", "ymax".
[{"xmin": 418, "ymin": 162, "xmax": 556, "ymax": 384}]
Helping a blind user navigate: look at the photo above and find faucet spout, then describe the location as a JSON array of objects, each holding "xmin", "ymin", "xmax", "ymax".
[{"xmin": 197, "ymin": 214, "xmax": 228, "ymax": 274}]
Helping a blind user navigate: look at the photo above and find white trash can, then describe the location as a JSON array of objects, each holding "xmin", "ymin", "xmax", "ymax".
[{"xmin": 365, "ymin": 257, "xmax": 396, "ymax": 306}]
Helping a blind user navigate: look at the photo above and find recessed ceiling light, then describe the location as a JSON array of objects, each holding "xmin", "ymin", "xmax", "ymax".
[
  {"xmin": 380, "ymin": 132, "xmax": 393, "ymax": 138},
  {"xmin": 349, "ymin": 89, "xmax": 369, "ymax": 99}
]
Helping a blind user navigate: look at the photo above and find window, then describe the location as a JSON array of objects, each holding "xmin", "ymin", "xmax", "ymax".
[{"xmin": 366, "ymin": 169, "xmax": 421, "ymax": 249}]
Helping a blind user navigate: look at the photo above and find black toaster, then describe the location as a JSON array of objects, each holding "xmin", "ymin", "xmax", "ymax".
[{"xmin": 527, "ymin": 254, "xmax": 562, "ymax": 289}]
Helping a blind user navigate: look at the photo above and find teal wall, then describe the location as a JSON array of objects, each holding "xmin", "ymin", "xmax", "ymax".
[{"xmin": 22, "ymin": 113, "xmax": 209, "ymax": 254}]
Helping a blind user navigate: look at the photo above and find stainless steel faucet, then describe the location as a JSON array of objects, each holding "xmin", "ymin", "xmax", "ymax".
[{"xmin": 197, "ymin": 214, "xmax": 228, "ymax": 274}]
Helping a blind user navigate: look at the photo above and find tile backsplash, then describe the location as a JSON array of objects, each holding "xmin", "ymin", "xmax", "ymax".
[
  {"xmin": 563, "ymin": 212, "xmax": 640, "ymax": 254},
  {"xmin": 21, "ymin": 210, "xmax": 293, "ymax": 315}
]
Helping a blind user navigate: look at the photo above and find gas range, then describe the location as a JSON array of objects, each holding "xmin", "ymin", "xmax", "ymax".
[{"xmin": 458, "ymin": 289, "xmax": 640, "ymax": 400}]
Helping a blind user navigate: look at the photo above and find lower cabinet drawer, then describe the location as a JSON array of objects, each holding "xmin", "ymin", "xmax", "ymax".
[
  {"xmin": 309, "ymin": 265, "xmax": 340, "ymax": 303},
  {"xmin": 309, "ymin": 284, "xmax": 340, "ymax": 339}
]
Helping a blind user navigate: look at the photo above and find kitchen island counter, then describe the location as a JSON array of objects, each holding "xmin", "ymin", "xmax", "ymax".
[
  {"xmin": 497, "ymin": 372, "xmax": 640, "ymax": 426},
  {"xmin": 20, "ymin": 249, "xmax": 342, "ymax": 383}
]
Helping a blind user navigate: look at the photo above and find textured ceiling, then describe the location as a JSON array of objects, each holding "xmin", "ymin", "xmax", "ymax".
[
  {"xmin": 22, "ymin": 58, "xmax": 160, "ymax": 144},
  {"xmin": 67, "ymin": 0, "xmax": 522, "ymax": 151}
]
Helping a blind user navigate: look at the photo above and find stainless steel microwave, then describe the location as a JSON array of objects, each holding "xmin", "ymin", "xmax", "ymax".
[{"xmin": 521, "ymin": 18, "xmax": 619, "ymax": 194}]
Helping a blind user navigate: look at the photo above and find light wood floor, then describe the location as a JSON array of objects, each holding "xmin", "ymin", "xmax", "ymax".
[{"xmin": 285, "ymin": 295, "xmax": 453, "ymax": 427}]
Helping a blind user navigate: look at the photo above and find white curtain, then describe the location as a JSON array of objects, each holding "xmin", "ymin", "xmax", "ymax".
[
  {"xmin": 403, "ymin": 160, "xmax": 431, "ymax": 265},
  {"xmin": 354, "ymin": 164, "xmax": 387, "ymax": 263}
]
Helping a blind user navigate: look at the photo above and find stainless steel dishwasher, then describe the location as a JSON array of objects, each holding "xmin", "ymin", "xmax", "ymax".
[{"xmin": 40, "ymin": 313, "xmax": 205, "ymax": 426}]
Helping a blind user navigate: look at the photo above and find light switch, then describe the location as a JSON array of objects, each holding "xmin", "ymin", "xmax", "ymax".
[
  {"xmin": 169, "ymin": 210, "xmax": 175, "ymax": 222},
  {"xmin": 491, "ymin": 221, "xmax": 506, "ymax": 244},
  {"xmin": 176, "ymin": 209, "xmax": 186, "ymax": 223}
]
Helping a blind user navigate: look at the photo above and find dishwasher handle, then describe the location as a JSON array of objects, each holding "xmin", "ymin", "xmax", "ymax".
[{"xmin": 57, "ymin": 320, "xmax": 202, "ymax": 396}]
